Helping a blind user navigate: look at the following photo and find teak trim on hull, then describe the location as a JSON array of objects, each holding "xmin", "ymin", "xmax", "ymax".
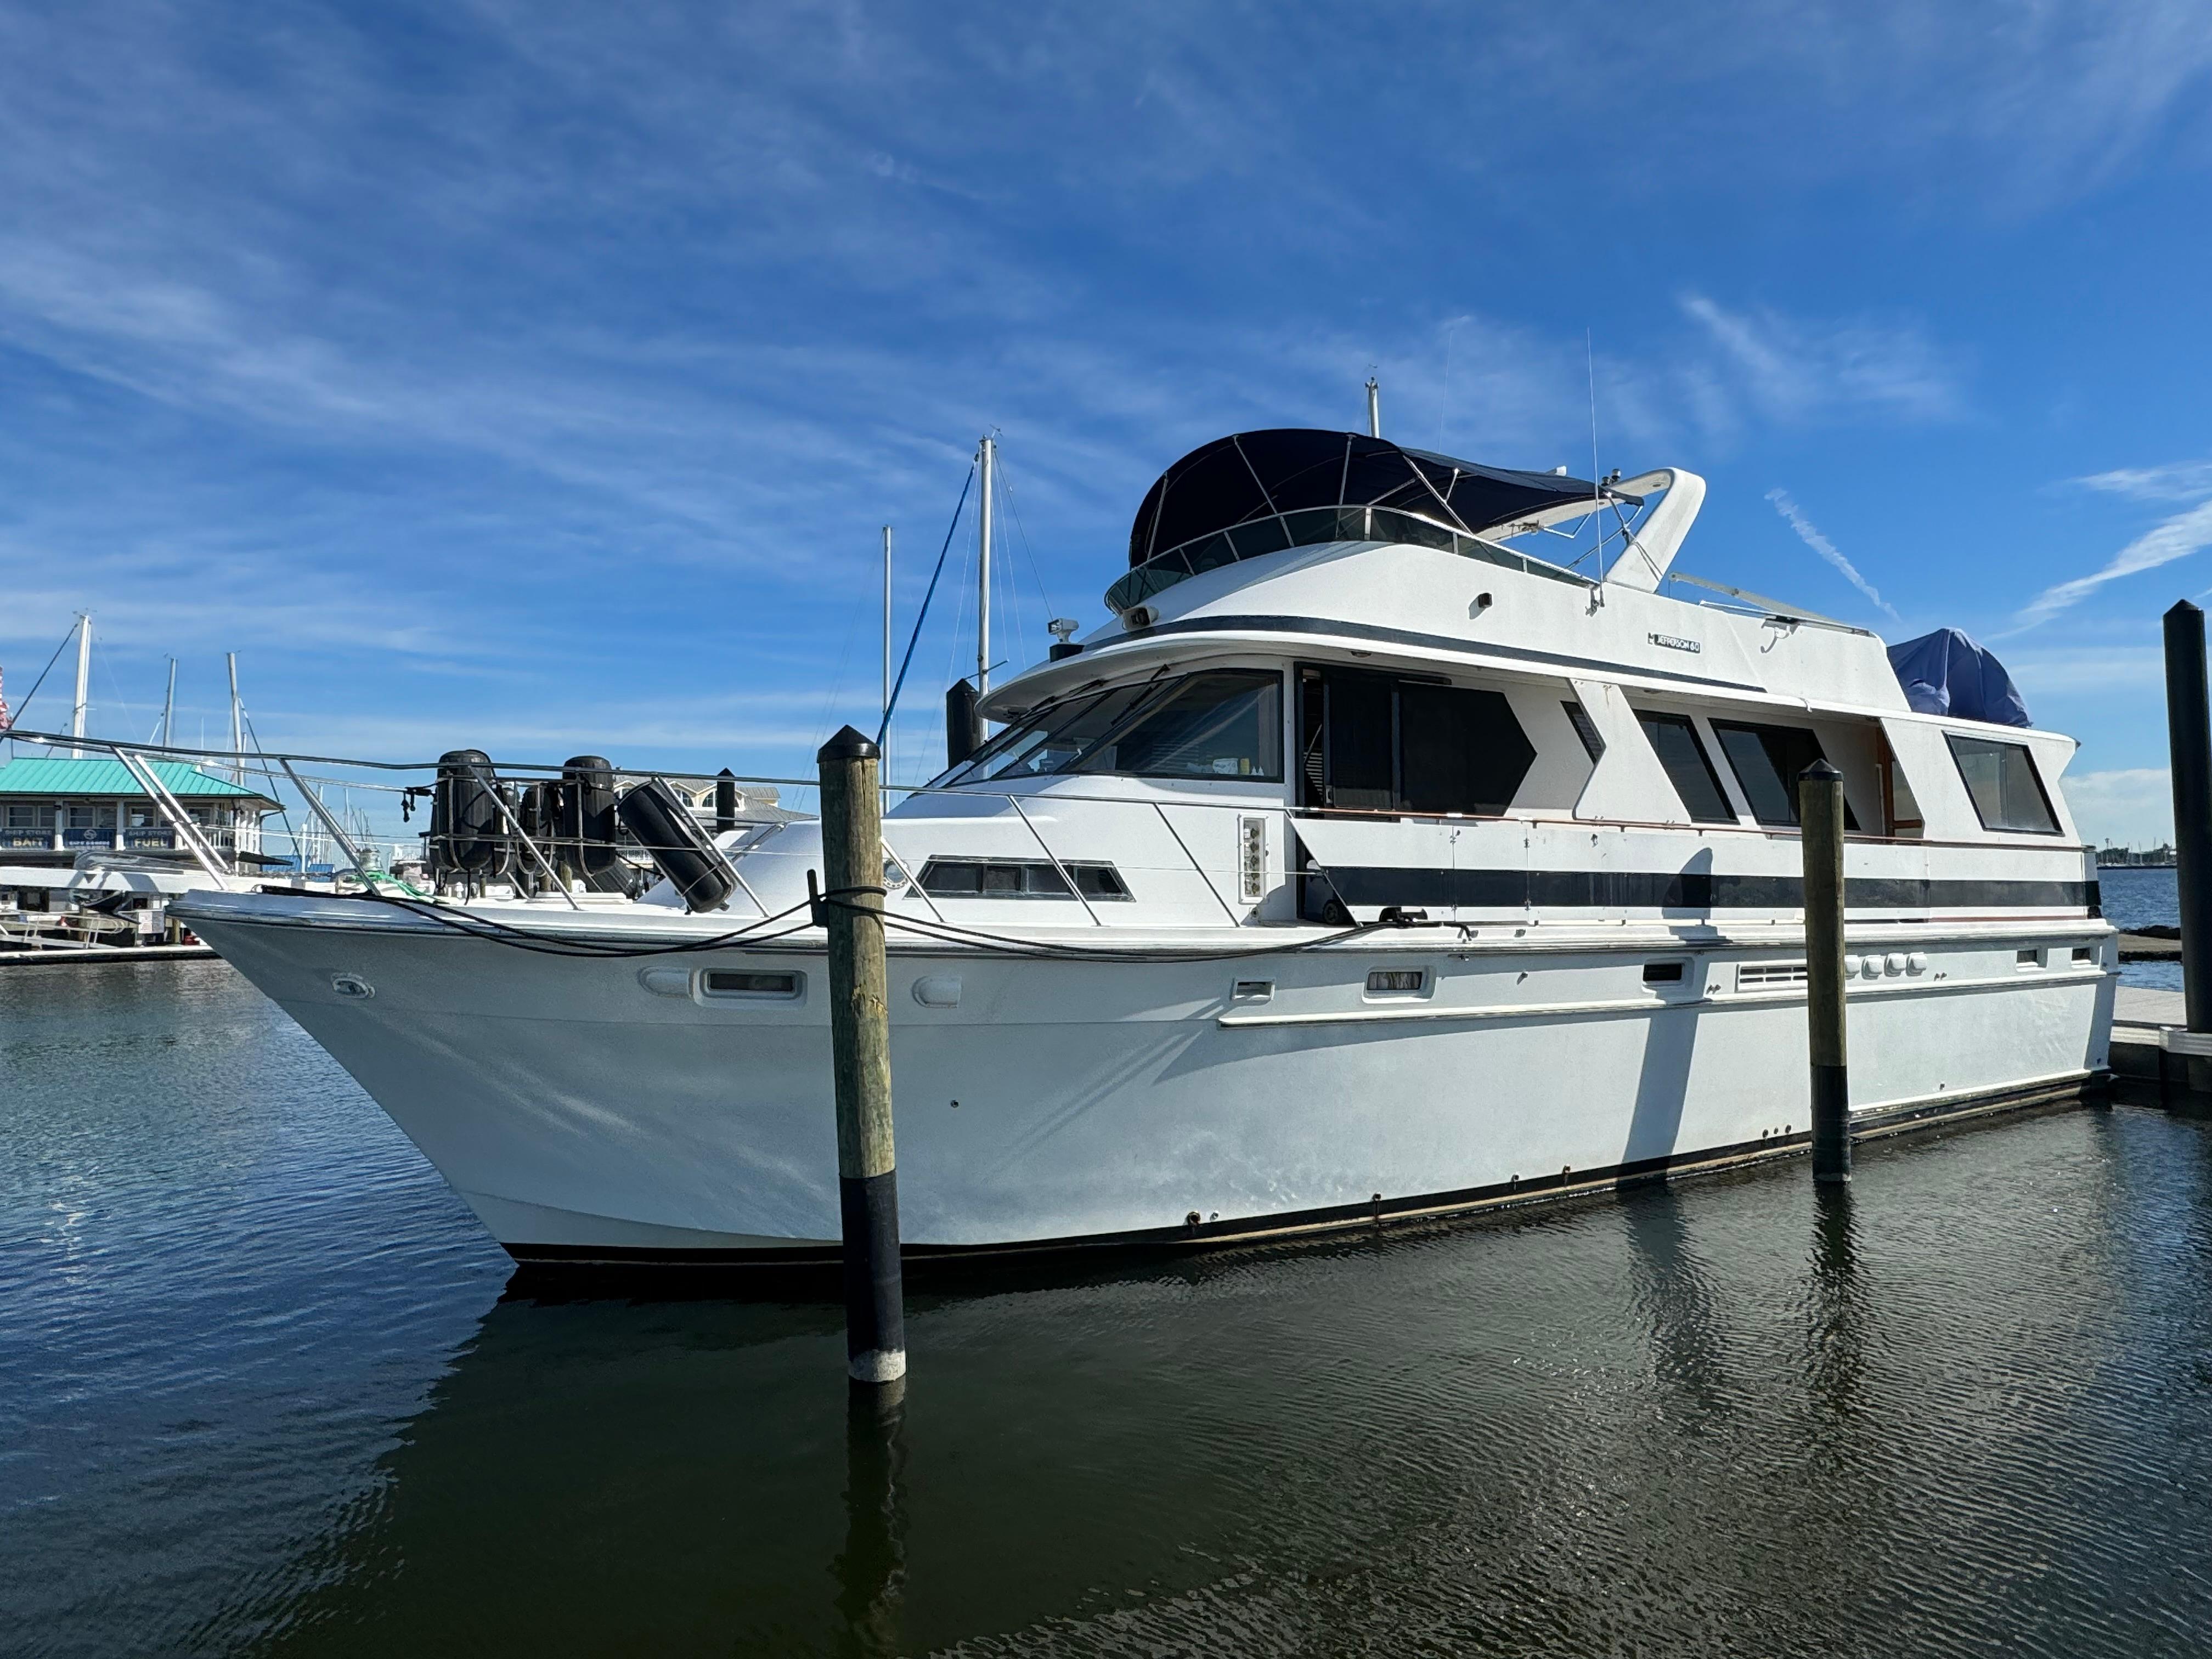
[{"xmin": 501, "ymin": 1068, "xmax": 2104, "ymax": 1283}]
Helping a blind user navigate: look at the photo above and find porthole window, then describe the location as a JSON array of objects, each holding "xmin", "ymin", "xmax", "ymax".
[
  {"xmin": 1364, "ymin": 967, "xmax": 1429, "ymax": 997},
  {"xmin": 701, "ymin": 969, "xmax": 804, "ymax": 1000}
]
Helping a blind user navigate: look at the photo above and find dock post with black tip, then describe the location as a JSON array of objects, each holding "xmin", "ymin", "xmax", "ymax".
[
  {"xmin": 817, "ymin": 725, "xmax": 907, "ymax": 1387},
  {"xmin": 1801, "ymin": 758, "xmax": 1852, "ymax": 1182},
  {"xmin": 2165, "ymin": 600, "xmax": 2212, "ymax": 1094}
]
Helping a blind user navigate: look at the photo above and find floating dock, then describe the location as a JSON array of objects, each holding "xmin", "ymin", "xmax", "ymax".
[
  {"xmin": 2110, "ymin": 985, "xmax": 2212, "ymax": 1088},
  {"xmin": 0, "ymin": 941, "xmax": 218, "ymax": 967}
]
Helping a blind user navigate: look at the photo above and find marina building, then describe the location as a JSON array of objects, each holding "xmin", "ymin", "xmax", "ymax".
[{"xmin": 0, "ymin": 755, "xmax": 279, "ymax": 941}]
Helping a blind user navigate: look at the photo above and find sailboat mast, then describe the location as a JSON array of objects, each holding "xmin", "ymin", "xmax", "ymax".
[
  {"xmin": 159, "ymin": 658, "xmax": 176, "ymax": 747},
  {"xmin": 882, "ymin": 523, "xmax": 893, "ymax": 795},
  {"xmin": 977, "ymin": 436, "xmax": 994, "ymax": 701},
  {"xmin": 70, "ymin": 613, "xmax": 91, "ymax": 755},
  {"xmin": 227, "ymin": 652, "xmax": 243, "ymax": 785}
]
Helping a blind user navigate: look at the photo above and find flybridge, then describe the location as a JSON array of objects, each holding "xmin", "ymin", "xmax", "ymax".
[{"xmin": 1108, "ymin": 429, "xmax": 1643, "ymax": 618}]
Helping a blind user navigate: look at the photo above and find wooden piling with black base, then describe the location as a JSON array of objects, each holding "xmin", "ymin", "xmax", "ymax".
[
  {"xmin": 2165, "ymin": 601, "xmax": 2212, "ymax": 1096},
  {"xmin": 1799, "ymin": 759, "xmax": 1852, "ymax": 1182},
  {"xmin": 817, "ymin": 726, "xmax": 907, "ymax": 1386}
]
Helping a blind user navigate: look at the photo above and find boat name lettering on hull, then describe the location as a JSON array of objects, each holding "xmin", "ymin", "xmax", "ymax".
[{"xmin": 1647, "ymin": 632, "xmax": 1702, "ymax": 653}]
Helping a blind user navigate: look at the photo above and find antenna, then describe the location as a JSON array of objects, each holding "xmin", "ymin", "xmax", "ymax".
[
  {"xmin": 70, "ymin": 613, "xmax": 91, "ymax": 756},
  {"xmin": 227, "ymin": 652, "xmax": 243, "ymax": 785},
  {"xmin": 158, "ymin": 657, "xmax": 176, "ymax": 748},
  {"xmin": 1365, "ymin": 375, "xmax": 1381, "ymax": 439},
  {"xmin": 977, "ymin": 435, "xmax": 995, "ymax": 700},
  {"xmin": 1587, "ymin": 329, "xmax": 1601, "ymax": 520},
  {"xmin": 881, "ymin": 523, "xmax": 893, "ymax": 803}
]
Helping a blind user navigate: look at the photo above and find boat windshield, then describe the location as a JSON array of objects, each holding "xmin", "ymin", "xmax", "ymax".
[
  {"xmin": 930, "ymin": 668, "xmax": 1284, "ymax": 788},
  {"xmin": 1074, "ymin": 669, "xmax": 1282, "ymax": 781},
  {"xmin": 954, "ymin": 681, "xmax": 1166, "ymax": 783}
]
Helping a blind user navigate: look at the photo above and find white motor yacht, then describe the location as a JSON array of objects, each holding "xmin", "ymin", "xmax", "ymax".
[{"xmin": 174, "ymin": 429, "xmax": 2115, "ymax": 1270}]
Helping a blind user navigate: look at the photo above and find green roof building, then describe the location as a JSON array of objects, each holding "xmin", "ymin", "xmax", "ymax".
[{"xmin": 0, "ymin": 755, "xmax": 279, "ymax": 868}]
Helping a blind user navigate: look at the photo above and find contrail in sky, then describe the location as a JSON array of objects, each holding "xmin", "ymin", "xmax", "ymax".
[{"xmin": 1765, "ymin": 488, "xmax": 1900, "ymax": 621}]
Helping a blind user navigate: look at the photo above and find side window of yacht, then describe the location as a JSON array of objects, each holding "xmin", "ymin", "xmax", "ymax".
[
  {"xmin": 1634, "ymin": 713, "xmax": 1735, "ymax": 823},
  {"xmin": 1945, "ymin": 733, "xmax": 2059, "ymax": 834},
  {"xmin": 1562, "ymin": 701, "xmax": 1606, "ymax": 761},
  {"xmin": 1710, "ymin": 720, "xmax": 1860, "ymax": 831},
  {"xmin": 1400, "ymin": 684, "xmax": 1537, "ymax": 814},
  {"xmin": 1075, "ymin": 670, "xmax": 1284, "ymax": 781},
  {"xmin": 1295, "ymin": 667, "xmax": 1537, "ymax": 814}
]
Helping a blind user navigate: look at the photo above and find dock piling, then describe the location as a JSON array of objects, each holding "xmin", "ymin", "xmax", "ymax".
[
  {"xmin": 1800, "ymin": 759, "xmax": 1852, "ymax": 1182},
  {"xmin": 2165, "ymin": 601, "xmax": 2212, "ymax": 1093},
  {"xmin": 817, "ymin": 726, "xmax": 907, "ymax": 1387}
]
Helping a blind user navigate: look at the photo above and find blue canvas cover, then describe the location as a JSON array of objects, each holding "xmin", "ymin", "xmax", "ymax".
[{"xmin": 1886, "ymin": 628, "xmax": 2032, "ymax": 727}]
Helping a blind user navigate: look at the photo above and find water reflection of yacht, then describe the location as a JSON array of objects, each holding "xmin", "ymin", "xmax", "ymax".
[{"xmin": 176, "ymin": 428, "xmax": 2114, "ymax": 1268}]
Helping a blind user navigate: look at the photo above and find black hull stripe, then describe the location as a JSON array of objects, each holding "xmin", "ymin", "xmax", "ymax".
[
  {"xmin": 500, "ymin": 1072, "xmax": 2100, "ymax": 1284},
  {"xmin": 1116, "ymin": 612, "xmax": 1764, "ymax": 692},
  {"xmin": 1325, "ymin": 866, "xmax": 2096, "ymax": 912}
]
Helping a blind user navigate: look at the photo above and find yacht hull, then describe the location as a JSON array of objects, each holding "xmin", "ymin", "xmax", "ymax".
[{"xmin": 179, "ymin": 895, "xmax": 2115, "ymax": 1267}]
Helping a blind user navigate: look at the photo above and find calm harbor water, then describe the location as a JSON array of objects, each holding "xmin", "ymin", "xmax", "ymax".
[
  {"xmin": 2105, "ymin": 864, "xmax": 2183, "ymax": 991},
  {"xmin": 4, "ymin": 869, "xmax": 2207, "ymax": 1656}
]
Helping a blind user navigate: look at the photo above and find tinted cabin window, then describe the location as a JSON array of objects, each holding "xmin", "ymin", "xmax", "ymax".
[
  {"xmin": 1562, "ymin": 700, "xmax": 1606, "ymax": 762},
  {"xmin": 1401, "ymin": 685, "xmax": 1534, "ymax": 814},
  {"xmin": 1297, "ymin": 667, "xmax": 1536, "ymax": 814},
  {"xmin": 1945, "ymin": 734, "xmax": 2059, "ymax": 833},
  {"xmin": 1075, "ymin": 670, "xmax": 1282, "ymax": 781},
  {"xmin": 1711, "ymin": 720, "xmax": 1860, "ymax": 830},
  {"xmin": 1324, "ymin": 672, "xmax": 1396, "ymax": 809},
  {"xmin": 919, "ymin": 857, "xmax": 1131, "ymax": 899},
  {"xmin": 1635, "ymin": 713, "xmax": 1734, "ymax": 823}
]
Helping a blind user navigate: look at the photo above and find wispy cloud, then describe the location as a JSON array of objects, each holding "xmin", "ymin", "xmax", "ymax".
[
  {"xmin": 2009, "ymin": 465, "xmax": 2212, "ymax": 632},
  {"xmin": 2072, "ymin": 459, "xmax": 2212, "ymax": 503},
  {"xmin": 1764, "ymin": 489, "xmax": 1901, "ymax": 620},
  {"xmin": 1682, "ymin": 296, "xmax": 1965, "ymax": 424}
]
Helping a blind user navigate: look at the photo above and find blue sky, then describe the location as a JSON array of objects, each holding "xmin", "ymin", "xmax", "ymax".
[{"xmin": 3, "ymin": 1, "xmax": 2210, "ymax": 845}]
